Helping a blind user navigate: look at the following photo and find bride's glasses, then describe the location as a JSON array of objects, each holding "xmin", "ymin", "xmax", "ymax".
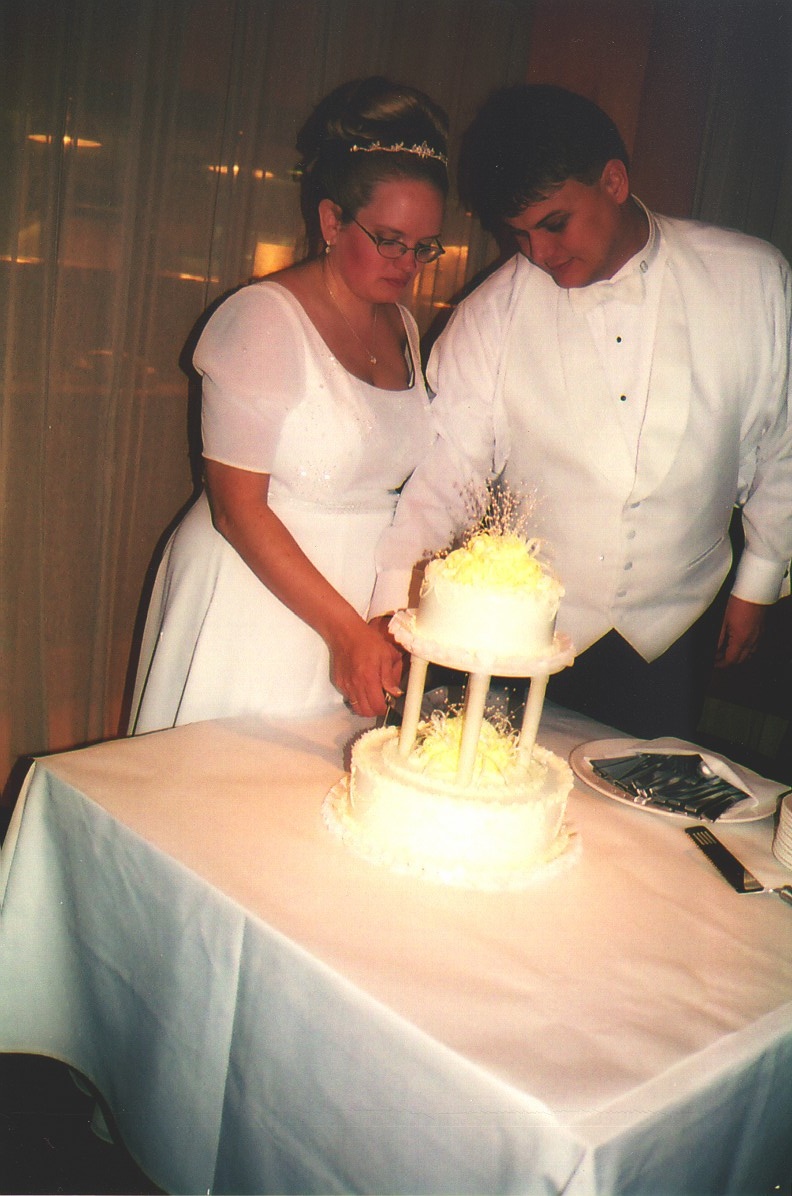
[{"xmin": 351, "ymin": 217, "xmax": 444, "ymax": 264}]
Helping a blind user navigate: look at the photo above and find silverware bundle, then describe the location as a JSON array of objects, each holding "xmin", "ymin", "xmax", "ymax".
[{"xmin": 590, "ymin": 753, "xmax": 750, "ymax": 820}]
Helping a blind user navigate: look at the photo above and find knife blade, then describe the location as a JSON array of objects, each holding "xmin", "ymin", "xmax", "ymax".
[{"xmin": 685, "ymin": 825, "xmax": 766, "ymax": 893}]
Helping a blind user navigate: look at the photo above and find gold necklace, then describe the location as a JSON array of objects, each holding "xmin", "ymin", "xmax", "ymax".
[{"xmin": 322, "ymin": 260, "xmax": 378, "ymax": 365}]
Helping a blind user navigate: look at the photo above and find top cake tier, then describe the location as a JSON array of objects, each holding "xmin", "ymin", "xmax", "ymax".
[{"xmin": 391, "ymin": 531, "xmax": 574, "ymax": 677}]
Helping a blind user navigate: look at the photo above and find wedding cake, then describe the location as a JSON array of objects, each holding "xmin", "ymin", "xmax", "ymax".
[{"xmin": 323, "ymin": 515, "xmax": 576, "ymax": 890}]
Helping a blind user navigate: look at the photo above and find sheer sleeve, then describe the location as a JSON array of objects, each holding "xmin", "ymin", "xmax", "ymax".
[{"xmin": 196, "ymin": 283, "xmax": 306, "ymax": 474}]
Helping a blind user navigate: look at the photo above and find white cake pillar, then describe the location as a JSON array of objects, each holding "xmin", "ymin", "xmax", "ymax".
[
  {"xmin": 456, "ymin": 671, "xmax": 490, "ymax": 786},
  {"xmin": 398, "ymin": 654, "xmax": 429, "ymax": 756},
  {"xmin": 517, "ymin": 672, "xmax": 548, "ymax": 764}
]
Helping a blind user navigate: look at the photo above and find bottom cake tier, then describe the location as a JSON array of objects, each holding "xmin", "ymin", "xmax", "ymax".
[{"xmin": 323, "ymin": 724, "xmax": 578, "ymax": 891}]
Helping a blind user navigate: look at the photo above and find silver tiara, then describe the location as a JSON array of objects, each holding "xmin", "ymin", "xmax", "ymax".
[{"xmin": 349, "ymin": 140, "xmax": 448, "ymax": 166}]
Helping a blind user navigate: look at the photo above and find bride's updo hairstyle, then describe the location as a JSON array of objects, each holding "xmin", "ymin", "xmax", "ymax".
[{"xmin": 296, "ymin": 76, "xmax": 449, "ymax": 254}]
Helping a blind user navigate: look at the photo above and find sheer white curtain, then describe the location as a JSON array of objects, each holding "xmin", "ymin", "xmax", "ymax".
[{"xmin": 0, "ymin": 0, "xmax": 534, "ymax": 787}]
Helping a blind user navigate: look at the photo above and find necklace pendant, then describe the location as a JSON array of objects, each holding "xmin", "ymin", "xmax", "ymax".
[{"xmin": 322, "ymin": 260, "xmax": 378, "ymax": 366}]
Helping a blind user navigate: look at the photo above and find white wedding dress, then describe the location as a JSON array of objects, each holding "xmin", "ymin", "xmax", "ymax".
[{"xmin": 129, "ymin": 282, "xmax": 432, "ymax": 733}]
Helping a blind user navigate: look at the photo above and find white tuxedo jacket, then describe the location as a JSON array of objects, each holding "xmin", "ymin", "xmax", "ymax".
[{"xmin": 373, "ymin": 215, "xmax": 792, "ymax": 661}]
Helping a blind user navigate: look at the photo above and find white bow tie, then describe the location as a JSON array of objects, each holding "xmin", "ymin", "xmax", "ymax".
[{"xmin": 567, "ymin": 269, "xmax": 645, "ymax": 313}]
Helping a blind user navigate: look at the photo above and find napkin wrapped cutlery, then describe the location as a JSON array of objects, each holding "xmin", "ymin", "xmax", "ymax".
[{"xmin": 590, "ymin": 752, "xmax": 750, "ymax": 819}]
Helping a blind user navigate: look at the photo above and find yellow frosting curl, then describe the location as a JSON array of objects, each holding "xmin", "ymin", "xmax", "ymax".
[
  {"xmin": 438, "ymin": 531, "xmax": 557, "ymax": 593},
  {"xmin": 414, "ymin": 713, "xmax": 519, "ymax": 781}
]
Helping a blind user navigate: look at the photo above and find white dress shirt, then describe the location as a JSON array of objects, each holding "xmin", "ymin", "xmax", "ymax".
[
  {"xmin": 572, "ymin": 206, "xmax": 661, "ymax": 456},
  {"xmin": 372, "ymin": 210, "xmax": 792, "ymax": 661}
]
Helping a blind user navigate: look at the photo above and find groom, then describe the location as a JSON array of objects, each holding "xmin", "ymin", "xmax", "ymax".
[{"xmin": 372, "ymin": 85, "xmax": 792, "ymax": 739}]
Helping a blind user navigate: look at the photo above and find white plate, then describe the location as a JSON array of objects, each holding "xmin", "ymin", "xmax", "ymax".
[{"xmin": 569, "ymin": 737, "xmax": 781, "ymax": 822}]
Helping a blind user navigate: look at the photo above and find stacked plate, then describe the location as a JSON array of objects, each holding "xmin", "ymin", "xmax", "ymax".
[{"xmin": 773, "ymin": 793, "xmax": 792, "ymax": 869}]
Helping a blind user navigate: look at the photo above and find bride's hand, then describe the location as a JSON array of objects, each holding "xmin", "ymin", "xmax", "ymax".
[{"xmin": 330, "ymin": 618, "xmax": 404, "ymax": 717}]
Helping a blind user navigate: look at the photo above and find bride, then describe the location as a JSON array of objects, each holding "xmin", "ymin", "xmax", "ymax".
[{"xmin": 129, "ymin": 77, "xmax": 448, "ymax": 732}]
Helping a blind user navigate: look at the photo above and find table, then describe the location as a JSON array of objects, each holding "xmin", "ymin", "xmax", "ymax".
[{"xmin": 1, "ymin": 704, "xmax": 791, "ymax": 1195}]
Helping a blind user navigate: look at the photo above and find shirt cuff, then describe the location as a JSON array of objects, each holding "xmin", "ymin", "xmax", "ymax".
[
  {"xmin": 731, "ymin": 549, "xmax": 790, "ymax": 604},
  {"xmin": 368, "ymin": 568, "xmax": 414, "ymax": 620}
]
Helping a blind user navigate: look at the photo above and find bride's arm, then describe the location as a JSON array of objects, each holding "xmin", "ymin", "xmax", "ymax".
[{"xmin": 204, "ymin": 458, "xmax": 402, "ymax": 716}]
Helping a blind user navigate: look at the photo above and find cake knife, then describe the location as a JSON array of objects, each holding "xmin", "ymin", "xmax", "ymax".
[{"xmin": 685, "ymin": 826, "xmax": 792, "ymax": 903}]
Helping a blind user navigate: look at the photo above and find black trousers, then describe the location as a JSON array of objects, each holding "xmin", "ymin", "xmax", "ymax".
[{"xmin": 545, "ymin": 587, "xmax": 731, "ymax": 741}]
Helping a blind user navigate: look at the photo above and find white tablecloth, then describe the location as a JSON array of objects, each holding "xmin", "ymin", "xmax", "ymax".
[{"xmin": 1, "ymin": 704, "xmax": 791, "ymax": 1195}]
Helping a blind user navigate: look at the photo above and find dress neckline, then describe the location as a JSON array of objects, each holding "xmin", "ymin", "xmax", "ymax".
[{"xmin": 262, "ymin": 279, "xmax": 417, "ymax": 393}]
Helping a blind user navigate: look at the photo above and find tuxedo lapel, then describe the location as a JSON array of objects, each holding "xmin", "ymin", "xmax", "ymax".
[{"xmin": 630, "ymin": 258, "xmax": 693, "ymax": 501}]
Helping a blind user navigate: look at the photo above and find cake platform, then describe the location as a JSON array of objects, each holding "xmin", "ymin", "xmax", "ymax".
[
  {"xmin": 389, "ymin": 609, "xmax": 575, "ymax": 679},
  {"xmin": 389, "ymin": 609, "xmax": 575, "ymax": 785}
]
